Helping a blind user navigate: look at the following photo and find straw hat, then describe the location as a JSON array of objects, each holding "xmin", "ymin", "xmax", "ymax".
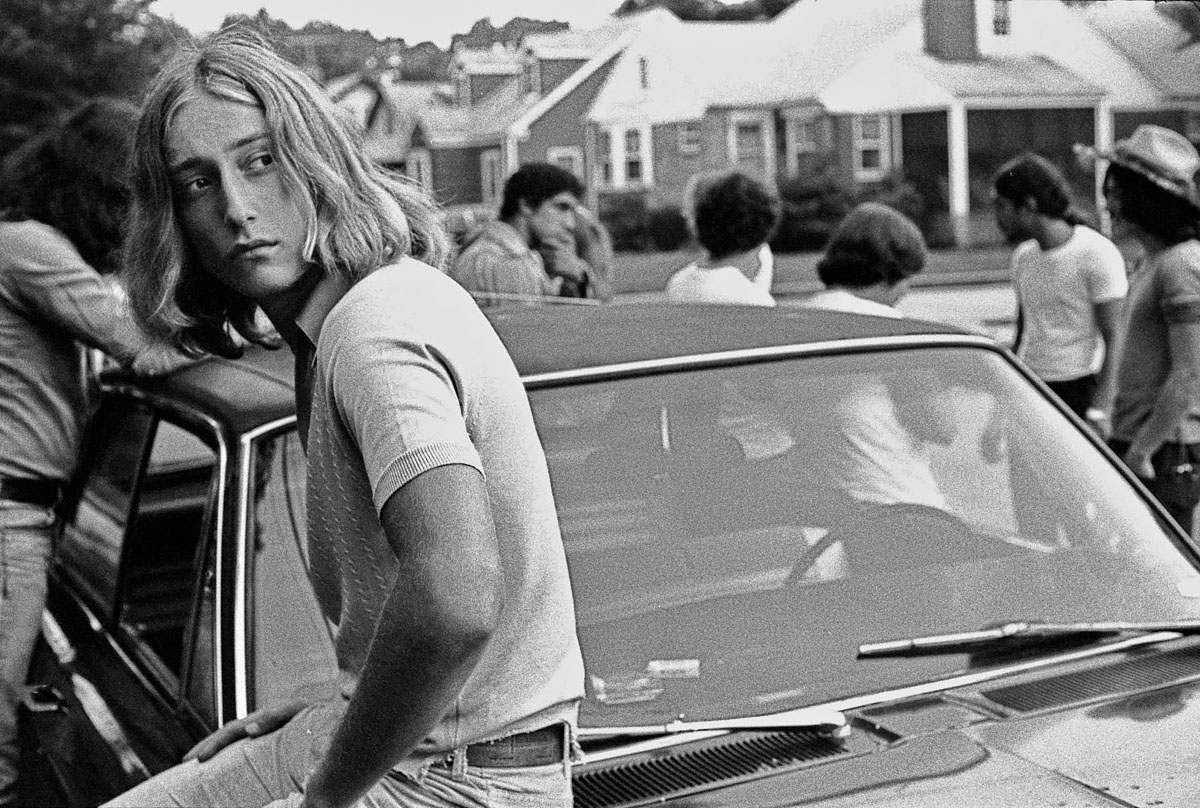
[{"xmin": 1075, "ymin": 124, "xmax": 1200, "ymax": 209}]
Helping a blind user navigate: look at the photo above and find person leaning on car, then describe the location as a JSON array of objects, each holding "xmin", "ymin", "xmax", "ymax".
[
  {"xmin": 1079, "ymin": 125, "xmax": 1200, "ymax": 535},
  {"xmin": 104, "ymin": 28, "xmax": 583, "ymax": 808},
  {"xmin": 450, "ymin": 162, "xmax": 608, "ymax": 305},
  {"xmin": 0, "ymin": 99, "xmax": 190, "ymax": 806}
]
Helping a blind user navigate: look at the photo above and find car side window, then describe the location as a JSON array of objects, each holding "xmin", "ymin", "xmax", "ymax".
[
  {"xmin": 56, "ymin": 397, "xmax": 155, "ymax": 622},
  {"xmin": 119, "ymin": 418, "xmax": 218, "ymax": 686},
  {"xmin": 248, "ymin": 430, "xmax": 339, "ymax": 710},
  {"xmin": 58, "ymin": 396, "xmax": 220, "ymax": 700}
]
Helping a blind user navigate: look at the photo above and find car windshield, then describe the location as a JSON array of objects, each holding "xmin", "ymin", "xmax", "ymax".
[{"xmin": 528, "ymin": 344, "xmax": 1200, "ymax": 728}]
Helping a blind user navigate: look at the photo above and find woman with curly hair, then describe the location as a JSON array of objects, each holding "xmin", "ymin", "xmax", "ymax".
[
  {"xmin": 803, "ymin": 201, "xmax": 928, "ymax": 317},
  {"xmin": 666, "ymin": 169, "xmax": 781, "ymax": 306}
]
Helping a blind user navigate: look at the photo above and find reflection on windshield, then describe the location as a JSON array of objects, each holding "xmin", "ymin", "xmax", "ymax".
[{"xmin": 530, "ymin": 347, "xmax": 1200, "ymax": 727}]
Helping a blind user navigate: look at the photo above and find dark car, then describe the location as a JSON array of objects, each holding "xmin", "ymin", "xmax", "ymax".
[{"xmin": 21, "ymin": 303, "xmax": 1200, "ymax": 807}]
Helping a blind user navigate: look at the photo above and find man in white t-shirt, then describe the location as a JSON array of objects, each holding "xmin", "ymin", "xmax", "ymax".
[{"xmin": 993, "ymin": 153, "xmax": 1127, "ymax": 432}]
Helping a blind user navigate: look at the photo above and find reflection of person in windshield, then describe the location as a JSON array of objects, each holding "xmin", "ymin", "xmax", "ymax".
[
  {"xmin": 802, "ymin": 205, "xmax": 973, "ymax": 568},
  {"xmin": 803, "ymin": 204, "xmax": 951, "ymax": 508}
]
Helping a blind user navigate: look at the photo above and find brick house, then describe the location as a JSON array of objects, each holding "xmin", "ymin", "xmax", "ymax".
[
  {"xmin": 332, "ymin": 0, "xmax": 1200, "ymax": 248},
  {"xmin": 329, "ymin": 9, "xmax": 675, "ymax": 213},
  {"xmin": 586, "ymin": 0, "xmax": 1200, "ymax": 246}
]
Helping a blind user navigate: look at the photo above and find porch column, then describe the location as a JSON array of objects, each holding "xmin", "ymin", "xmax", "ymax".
[
  {"xmin": 947, "ymin": 102, "xmax": 970, "ymax": 248},
  {"xmin": 504, "ymin": 133, "xmax": 520, "ymax": 177},
  {"xmin": 1093, "ymin": 100, "xmax": 1113, "ymax": 237}
]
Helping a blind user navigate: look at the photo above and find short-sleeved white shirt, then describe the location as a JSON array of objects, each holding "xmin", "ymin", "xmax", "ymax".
[
  {"xmin": 665, "ymin": 261, "xmax": 776, "ymax": 306},
  {"xmin": 301, "ymin": 258, "xmax": 583, "ymax": 773},
  {"xmin": 1011, "ymin": 225, "xmax": 1127, "ymax": 381}
]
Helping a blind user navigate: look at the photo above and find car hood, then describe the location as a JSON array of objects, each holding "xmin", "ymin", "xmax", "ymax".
[{"xmin": 579, "ymin": 672, "xmax": 1200, "ymax": 807}]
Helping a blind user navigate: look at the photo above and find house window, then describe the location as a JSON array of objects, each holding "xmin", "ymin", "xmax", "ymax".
[
  {"xmin": 481, "ymin": 150, "xmax": 503, "ymax": 204},
  {"xmin": 625, "ymin": 129, "xmax": 643, "ymax": 183},
  {"xmin": 678, "ymin": 121, "xmax": 702, "ymax": 156},
  {"xmin": 853, "ymin": 114, "xmax": 891, "ymax": 181},
  {"xmin": 791, "ymin": 116, "xmax": 827, "ymax": 154},
  {"xmin": 993, "ymin": 0, "xmax": 1011, "ymax": 35},
  {"xmin": 728, "ymin": 117, "xmax": 769, "ymax": 173},
  {"xmin": 547, "ymin": 146, "xmax": 583, "ymax": 179},
  {"xmin": 596, "ymin": 130, "xmax": 613, "ymax": 185},
  {"xmin": 638, "ymin": 57, "xmax": 649, "ymax": 90}
]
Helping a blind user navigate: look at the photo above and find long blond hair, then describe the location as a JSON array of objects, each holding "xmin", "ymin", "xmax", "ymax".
[{"xmin": 123, "ymin": 27, "xmax": 449, "ymax": 357}]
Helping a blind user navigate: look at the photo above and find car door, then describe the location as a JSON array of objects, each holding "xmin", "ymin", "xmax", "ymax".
[{"xmin": 22, "ymin": 392, "xmax": 223, "ymax": 806}]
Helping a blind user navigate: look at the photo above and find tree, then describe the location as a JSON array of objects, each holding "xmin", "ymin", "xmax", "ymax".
[
  {"xmin": 0, "ymin": 0, "xmax": 186, "ymax": 159},
  {"xmin": 1157, "ymin": 0, "xmax": 1200, "ymax": 48},
  {"xmin": 614, "ymin": 0, "xmax": 798, "ymax": 22}
]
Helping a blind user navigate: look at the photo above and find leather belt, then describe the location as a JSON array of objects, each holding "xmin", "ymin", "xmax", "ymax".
[
  {"xmin": 0, "ymin": 478, "xmax": 64, "ymax": 509},
  {"xmin": 448, "ymin": 724, "xmax": 567, "ymax": 769}
]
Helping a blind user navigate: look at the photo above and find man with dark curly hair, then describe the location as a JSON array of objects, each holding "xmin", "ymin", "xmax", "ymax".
[{"xmin": 666, "ymin": 170, "xmax": 780, "ymax": 306}]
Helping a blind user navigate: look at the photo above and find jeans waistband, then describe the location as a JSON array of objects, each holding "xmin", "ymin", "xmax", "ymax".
[
  {"xmin": 0, "ymin": 478, "xmax": 64, "ymax": 509},
  {"xmin": 438, "ymin": 723, "xmax": 568, "ymax": 771}
]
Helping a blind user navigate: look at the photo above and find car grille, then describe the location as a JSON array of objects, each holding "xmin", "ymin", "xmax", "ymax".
[
  {"xmin": 981, "ymin": 645, "xmax": 1200, "ymax": 713},
  {"xmin": 573, "ymin": 729, "xmax": 851, "ymax": 808}
]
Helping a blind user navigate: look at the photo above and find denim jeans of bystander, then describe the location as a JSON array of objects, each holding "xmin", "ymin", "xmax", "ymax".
[{"xmin": 0, "ymin": 502, "xmax": 56, "ymax": 806}]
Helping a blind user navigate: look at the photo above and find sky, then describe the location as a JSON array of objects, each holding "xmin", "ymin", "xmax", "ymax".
[{"xmin": 149, "ymin": 0, "xmax": 621, "ymax": 48}]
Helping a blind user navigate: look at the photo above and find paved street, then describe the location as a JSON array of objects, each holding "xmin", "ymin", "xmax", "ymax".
[
  {"xmin": 620, "ymin": 281, "xmax": 1019, "ymax": 346},
  {"xmin": 892, "ymin": 282, "xmax": 1017, "ymax": 345}
]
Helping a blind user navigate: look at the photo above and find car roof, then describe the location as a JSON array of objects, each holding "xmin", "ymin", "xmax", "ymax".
[
  {"xmin": 487, "ymin": 302, "xmax": 965, "ymax": 377},
  {"xmin": 103, "ymin": 341, "xmax": 296, "ymax": 435},
  {"xmin": 102, "ymin": 303, "xmax": 968, "ymax": 433}
]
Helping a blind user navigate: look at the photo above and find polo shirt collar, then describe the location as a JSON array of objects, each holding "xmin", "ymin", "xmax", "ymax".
[{"xmin": 295, "ymin": 272, "xmax": 354, "ymax": 350}]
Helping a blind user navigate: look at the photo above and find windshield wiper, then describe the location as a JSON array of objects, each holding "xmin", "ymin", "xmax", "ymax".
[
  {"xmin": 858, "ymin": 619, "xmax": 1200, "ymax": 659},
  {"xmin": 578, "ymin": 705, "xmax": 849, "ymax": 740}
]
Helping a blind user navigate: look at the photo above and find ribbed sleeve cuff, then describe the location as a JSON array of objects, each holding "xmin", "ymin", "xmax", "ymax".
[{"xmin": 372, "ymin": 442, "xmax": 484, "ymax": 511}]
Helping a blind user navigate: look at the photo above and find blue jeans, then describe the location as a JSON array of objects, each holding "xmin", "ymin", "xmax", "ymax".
[
  {"xmin": 104, "ymin": 699, "xmax": 573, "ymax": 807},
  {"xmin": 0, "ymin": 503, "xmax": 56, "ymax": 805}
]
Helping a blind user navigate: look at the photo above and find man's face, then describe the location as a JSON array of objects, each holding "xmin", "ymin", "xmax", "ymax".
[
  {"xmin": 524, "ymin": 191, "xmax": 579, "ymax": 249},
  {"xmin": 166, "ymin": 94, "xmax": 315, "ymax": 308},
  {"xmin": 992, "ymin": 193, "xmax": 1028, "ymax": 244},
  {"xmin": 1102, "ymin": 174, "xmax": 1138, "ymax": 242}
]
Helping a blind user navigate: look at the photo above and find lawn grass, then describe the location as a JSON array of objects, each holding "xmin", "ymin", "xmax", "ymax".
[{"xmin": 612, "ymin": 247, "xmax": 1013, "ymax": 295}]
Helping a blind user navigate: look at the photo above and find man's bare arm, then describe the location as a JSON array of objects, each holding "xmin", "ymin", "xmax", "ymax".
[{"xmin": 301, "ymin": 464, "xmax": 502, "ymax": 808}]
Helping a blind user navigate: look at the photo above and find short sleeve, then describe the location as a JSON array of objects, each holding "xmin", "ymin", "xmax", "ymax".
[
  {"xmin": 328, "ymin": 327, "xmax": 483, "ymax": 511},
  {"xmin": 1084, "ymin": 237, "xmax": 1128, "ymax": 303},
  {"xmin": 1158, "ymin": 250, "xmax": 1200, "ymax": 324}
]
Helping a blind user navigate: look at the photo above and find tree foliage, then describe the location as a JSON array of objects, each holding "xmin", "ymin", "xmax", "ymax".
[
  {"xmin": 1157, "ymin": 0, "xmax": 1200, "ymax": 48},
  {"xmin": 0, "ymin": 0, "xmax": 187, "ymax": 158},
  {"xmin": 614, "ymin": 0, "xmax": 798, "ymax": 22}
]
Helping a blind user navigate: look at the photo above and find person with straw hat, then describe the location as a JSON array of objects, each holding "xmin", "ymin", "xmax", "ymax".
[{"xmin": 1079, "ymin": 124, "xmax": 1200, "ymax": 533}]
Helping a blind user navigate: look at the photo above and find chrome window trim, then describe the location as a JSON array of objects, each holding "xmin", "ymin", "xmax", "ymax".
[
  {"xmin": 101, "ymin": 382, "xmax": 232, "ymax": 724},
  {"xmin": 235, "ymin": 415, "xmax": 299, "ymax": 720},
  {"xmin": 520, "ymin": 333, "xmax": 1004, "ymax": 388}
]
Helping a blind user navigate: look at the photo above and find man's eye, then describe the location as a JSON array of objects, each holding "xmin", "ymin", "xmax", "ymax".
[
  {"xmin": 176, "ymin": 176, "xmax": 212, "ymax": 198},
  {"xmin": 247, "ymin": 152, "xmax": 275, "ymax": 171}
]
